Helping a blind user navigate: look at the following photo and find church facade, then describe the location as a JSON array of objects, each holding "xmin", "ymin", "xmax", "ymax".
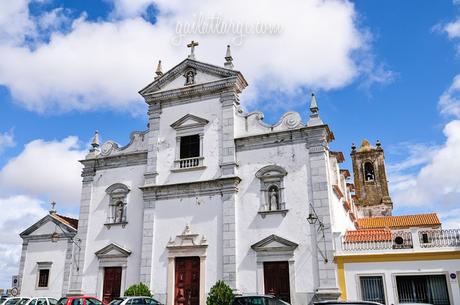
[{"xmin": 17, "ymin": 44, "xmax": 459, "ymax": 305}]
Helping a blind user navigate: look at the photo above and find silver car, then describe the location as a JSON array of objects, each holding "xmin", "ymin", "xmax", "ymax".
[
  {"xmin": 1, "ymin": 298, "xmax": 30, "ymax": 305},
  {"xmin": 108, "ymin": 297, "xmax": 162, "ymax": 305},
  {"xmin": 24, "ymin": 298, "xmax": 58, "ymax": 305}
]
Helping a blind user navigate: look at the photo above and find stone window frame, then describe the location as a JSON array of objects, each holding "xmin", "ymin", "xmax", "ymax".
[
  {"xmin": 36, "ymin": 262, "xmax": 52, "ymax": 289},
  {"xmin": 170, "ymin": 114, "xmax": 209, "ymax": 172},
  {"xmin": 105, "ymin": 183, "xmax": 130, "ymax": 228},
  {"xmin": 255, "ymin": 165, "xmax": 288, "ymax": 217}
]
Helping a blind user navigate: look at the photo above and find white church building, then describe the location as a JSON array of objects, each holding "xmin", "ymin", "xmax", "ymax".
[{"xmin": 16, "ymin": 44, "xmax": 460, "ymax": 305}]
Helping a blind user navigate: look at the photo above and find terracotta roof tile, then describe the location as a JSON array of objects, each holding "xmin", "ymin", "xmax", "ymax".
[
  {"xmin": 52, "ymin": 213, "xmax": 79, "ymax": 230},
  {"xmin": 344, "ymin": 229, "xmax": 392, "ymax": 242},
  {"xmin": 356, "ymin": 213, "xmax": 441, "ymax": 229}
]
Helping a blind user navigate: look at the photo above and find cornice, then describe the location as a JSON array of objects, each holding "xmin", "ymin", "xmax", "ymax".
[{"xmin": 140, "ymin": 176, "xmax": 241, "ymax": 200}]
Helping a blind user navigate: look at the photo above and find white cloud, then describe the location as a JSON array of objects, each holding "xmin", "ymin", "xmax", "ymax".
[
  {"xmin": 439, "ymin": 74, "xmax": 460, "ymax": 117},
  {"xmin": 0, "ymin": 130, "xmax": 15, "ymax": 154},
  {"xmin": 0, "ymin": 0, "xmax": 390, "ymax": 113},
  {"xmin": 389, "ymin": 120, "xmax": 460, "ymax": 210},
  {"xmin": 0, "ymin": 195, "xmax": 48, "ymax": 289},
  {"xmin": 444, "ymin": 18, "xmax": 460, "ymax": 39},
  {"xmin": 0, "ymin": 0, "xmax": 35, "ymax": 45},
  {"xmin": 0, "ymin": 136, "xmax": 86, "ymax": 205}
]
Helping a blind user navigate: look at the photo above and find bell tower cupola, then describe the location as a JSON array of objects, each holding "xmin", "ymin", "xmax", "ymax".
[{"xmin": 351, "ymin": 139, "xmax": 393, "ymax": 217}]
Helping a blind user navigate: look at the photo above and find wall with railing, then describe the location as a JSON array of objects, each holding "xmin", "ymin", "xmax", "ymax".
[{"xmin": 336, "ymin": 229, "xmax": 460, "ymax": 253}]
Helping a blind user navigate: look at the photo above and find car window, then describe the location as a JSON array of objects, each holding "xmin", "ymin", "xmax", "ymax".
[
  {"xmin": 86, "ymin": 299, "xmax": 102, "ymax": 305},
  {"xmin": 125, "ymin": 300, "xmax": 132, "ymax": 305},
  {"xmin": 108, "ymin": 299, "xmax": 123, "ymax": 305},
  {"xmin": 5, "ymin": 299, "xmax": 20, "ymax": 305},
  {"xmin": 18, "ymin": 299, "xmax": 30, "ymax": 305},
  {"xmin": 48, "ymin": 299, "xmax": 57, "ymax": 305},
  {"xmin": 233, "ymin": 297, "xmax": 267, "ymax": 305},
  {"xmin": 143, "ymin": 299, "xmax": 158, "ymax": 305},
  {"xmin": 56, "ymin": 298, "xmax": 67, "ymax": 305},
  {"xmin": 130, "ymin": 299, "xmax": 144, "ymax": 305},
  {"xmin": 71, "ymin": 299, "xmax": 83, "ymax": 305},
  {"xmin": 29, "ymin": 300, "xmax": 37, "ymax": 305},
  {"xmin": 37, "ymin": 299, "xmax": 46, "ymax": 305}
]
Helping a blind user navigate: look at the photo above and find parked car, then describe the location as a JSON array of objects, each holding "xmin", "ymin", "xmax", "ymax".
[
  {"xmin": 231, "ymin": 295, "xmax": 290, "ymax": 305},
  {"xmin": 56, "ymin": 296, "xmax": 104, "ymax": 305},
  {"xmin": 108, "ymin": 297, "xmax": 162, "ymax": 305},
  {"xmin": 1, "ymin": 298, "xmax": 30, "ymax": 305},
  {"xmin": 24, "ymin": 297, "xmax": 58, "ymax": 305},
  {"xmin": 313, "ymin": 301, "xmax": 383, "ymax": 305}
]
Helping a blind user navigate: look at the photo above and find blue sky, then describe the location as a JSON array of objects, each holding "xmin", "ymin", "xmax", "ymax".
[{"xmin": 1, "ymin": 0, "xmax": 460, "ymax": 289}]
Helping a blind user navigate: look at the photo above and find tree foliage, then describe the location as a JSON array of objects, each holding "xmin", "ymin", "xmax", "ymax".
[
  {"xmin": 124, "ymin": 283, "xmax": 152, "ymax": 297},
  {"xmin": 206, "ymin": 280, "xmax": 234, "ymax": 305}
]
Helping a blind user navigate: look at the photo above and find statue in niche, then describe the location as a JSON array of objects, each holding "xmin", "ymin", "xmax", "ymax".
[
  {"xmin": 185, "ymin": 70, "xmax": 195, "ymax": 85},
  {"xmin": 115, "ymin": 201, "xmax": 124, "ymax": 223},
  {"xmin": 268, "ymin": 186, "xmax": 279, "ymax": 210}
]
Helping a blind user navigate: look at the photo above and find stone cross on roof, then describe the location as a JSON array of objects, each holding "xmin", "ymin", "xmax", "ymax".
[{"xmin": 187, "ymin": 40, "xmax": 199, "ymax": 59}]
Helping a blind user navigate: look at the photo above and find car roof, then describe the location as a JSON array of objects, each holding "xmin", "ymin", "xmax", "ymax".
[
  {"xmin": 314, "ymin": 301, "xmax": 382, "ymax": 305},
  {"xmin": 234, "ymin": 295, "xmax": 276, "ymax": 298}
]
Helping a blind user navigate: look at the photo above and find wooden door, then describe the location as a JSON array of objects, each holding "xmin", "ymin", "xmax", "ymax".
[
  {"xmin": 264, "ymin": 261, "xmax": 290, "ymax": 303},
  {"xmin": 175, "ymin": 257, "xmax": 200, "ymax": 305},
  {"xmin": 103, "ymin": 267, "xmax": 122, "ymax": 304}
]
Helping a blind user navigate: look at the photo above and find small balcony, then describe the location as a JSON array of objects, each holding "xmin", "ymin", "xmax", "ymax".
[
  {"xmin": 336, "ymin": 228, "xmax": 460, "ymax": 254},
  {"xmin": 172, "ymin": 156, "xmax": 205, "ymax": 172}
]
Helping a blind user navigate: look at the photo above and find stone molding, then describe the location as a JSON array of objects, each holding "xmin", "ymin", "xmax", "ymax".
[
  {"xmin": 143, "ymin": 77, "xmax": 245, "ymax": 105},
  {"xmin": 140, "ymin": 176, "xmax": 241, "ymax": 200},
  {"xmin": 139, "ymin": 58, "xmax": 247, "ymax": 97},
  {"xmin": 251, "ymin": 234, "xmax": 299, "ymax": 252},
  {"xmin": 95, "ymin": 243, "xmax": 132, "ymax": 258},
  {"xmin": 81, "ymin": 151, "xmax": 147, "ymax": 175},
  {"xmin": 235, "ymin": 125, "xmax": 332, "ymax": 152}
]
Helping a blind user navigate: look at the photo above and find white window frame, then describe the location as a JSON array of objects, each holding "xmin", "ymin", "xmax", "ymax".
[
  {"xmin": 36, "ymin": 262, "xmax": 52, "ymax": 289},
  {"xmin": 356, "ymin": 273, "xmax": 387, "ymax": 304},
  {"xmin": 170, "ymin": 114, "xmax": 209, "ymax": 172}
]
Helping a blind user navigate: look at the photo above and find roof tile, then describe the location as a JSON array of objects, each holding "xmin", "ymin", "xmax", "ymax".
[{"xmin": 356, "ymin": 213, "xmax": 440, "ymax": 229}]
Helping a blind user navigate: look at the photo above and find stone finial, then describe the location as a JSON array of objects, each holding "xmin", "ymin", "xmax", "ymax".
[
  {"xmin": 376, "ymin": 139, "xmax": 381, "ymax": 147},
  {"xmin": 155, "ymin": 60, "xmax": 163, "ymax": 79},
  {"xmin": 224, "ymin": 45, "xmax": 234, "ymax": 69},
  {"xmin": 351, "ymin": 142, "xmax": 356, "ymax": 151},
  {"xmin": 90, "ymin": 130, "xmax": 100, "ymax": 152},
  {"xmin": 307, "ymin": 93, "xmax": 323, "ymax": 127},
  {"xmin": 187, "ymin": 40, "xmax": 199, "ymax": 60},
  {"xmin": 50, "ymin": 201, "xmax": 56, "ymax": 214}
]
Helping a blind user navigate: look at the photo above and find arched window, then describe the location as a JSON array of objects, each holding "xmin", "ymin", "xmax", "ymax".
[
  {"xmin": 255, "ymin": 165, "xmax": 287, "ymax": 213},
  {"xmin": 364, "ymin": 162, "xmax": 375, "ymax": 182},
  {"xmin": 105, "ymin": 183, "xmax": 130, "ymax": 226}
]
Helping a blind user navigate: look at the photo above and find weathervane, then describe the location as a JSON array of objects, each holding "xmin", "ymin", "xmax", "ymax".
[{"xmin": 187, "ymin": 40, "xmax": 199, "ymax": 59}]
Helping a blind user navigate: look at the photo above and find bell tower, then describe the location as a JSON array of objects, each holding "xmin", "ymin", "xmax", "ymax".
[{"xmin": 351, "ymin": 139, "xmax": 393, "ymax": 217}]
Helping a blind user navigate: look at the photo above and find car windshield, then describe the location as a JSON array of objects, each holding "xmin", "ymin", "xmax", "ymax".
[
  {"xmin": 18, "ymin": 299, "xmax": 30, "ymax": 305},
  {"xmin": 56, "ymin": 299, "xmax": 67, "ymax": 305},
  {"xmin": 5, "ymin": 299, "xmax": 20, "ymax": 305},
  {"xmin": 108, "ymin": 299, "xmax": 124, "ymax": 305},
  {"xmin": 86, "ymin": 299, "xmax": 102, "ymax": 305}
]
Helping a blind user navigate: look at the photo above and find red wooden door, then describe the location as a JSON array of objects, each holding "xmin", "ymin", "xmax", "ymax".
[
  {"xmin": 175, "ymin": 257, "xmax": 200, "ymax": 305},
  {"xmin": 103, "ymin": 267, "xmax": 122, "ymax": 304},
  {"xmin": 263, "ymin": 261, "xmax": 291, "ymax": 303}
]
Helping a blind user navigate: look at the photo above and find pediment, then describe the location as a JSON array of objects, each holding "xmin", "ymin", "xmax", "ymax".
[
  {"xmin": 170, "ymin": 114, "xmax": 209, "ymax": 130},
  {"xmin": 139, "ymin": 58, "xmax": 247, "ymax": 96},
  {"xmin": 251, "ymin": 234, "xmax": 298, "ymax": 252},
  {"xmin": 20, "ymin": 214, "xmax": 76, "ymax": 237},
  {"xmin": 95, "ymin": 243, "xmax": 131, "ymax": 258}
]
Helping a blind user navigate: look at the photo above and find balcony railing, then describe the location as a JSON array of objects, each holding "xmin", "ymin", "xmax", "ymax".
[
  {"xmin": 339, "ymin": 229, "xmax": 460, "ymax": 253},
  {"xmin": 173, "ymin": 156, "xmax": 204, "ymax": 171},
  {"xmin": 419, "ymin": 229, "xmax": 460, "ymax": 248},
  {"xmin": 341, "ymin": 230, "xmax": 413, "ymax": 251}
]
